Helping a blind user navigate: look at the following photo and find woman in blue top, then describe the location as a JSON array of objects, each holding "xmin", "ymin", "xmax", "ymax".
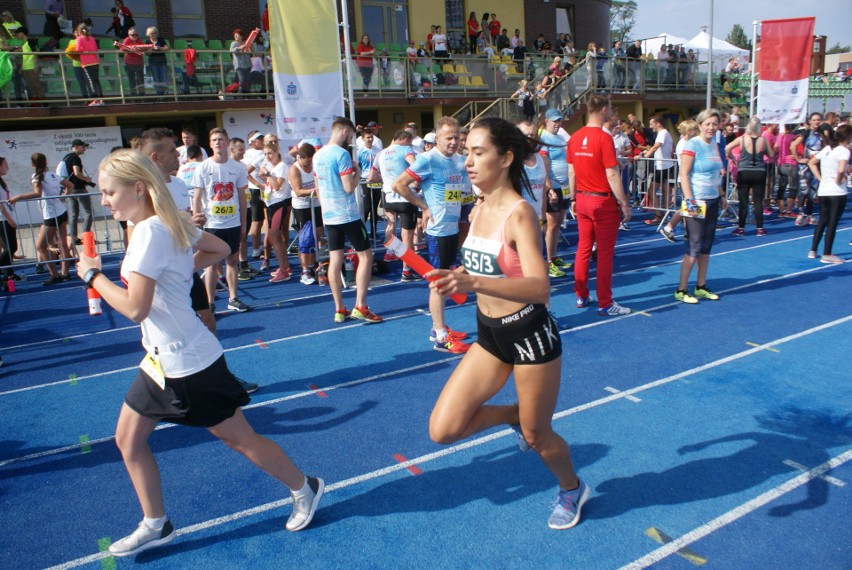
[{"xmin": 675, "ymin": 109, "xmax": 727, "ymax": 304}]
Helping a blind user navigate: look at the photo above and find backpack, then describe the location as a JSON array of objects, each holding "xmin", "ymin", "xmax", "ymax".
[{"xmin": 56, "ymin": 155, "xmax": 71, "ymax": 179}]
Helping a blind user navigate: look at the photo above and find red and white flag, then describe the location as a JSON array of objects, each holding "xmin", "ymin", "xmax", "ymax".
[{"xmin": 757, "ymin": 17, "xmax": 815, "ymax": 124}]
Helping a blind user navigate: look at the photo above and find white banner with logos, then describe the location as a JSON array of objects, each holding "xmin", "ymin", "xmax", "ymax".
[
  {"xmin": 221, "ymin": 109, "xmax": 277, "ymax": 144},
  {"xmin": 1, "ymin": 126, "xmax": 122, "ymax": 227}
]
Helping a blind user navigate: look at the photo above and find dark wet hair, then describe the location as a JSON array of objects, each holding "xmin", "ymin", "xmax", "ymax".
[{"xmin": 469, "ymin": 117, "xmax": 539, "ymax": 199}]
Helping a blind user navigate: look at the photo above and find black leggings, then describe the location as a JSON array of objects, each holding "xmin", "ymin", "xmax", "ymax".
[
  {"xmin": 737, "ymin": 183, "xmax": 765, "ymax": 228},
  {"xmin": 82, "ymin": 65, "xmax": 103, "ymax": 98},
  {"xmin": 360, "ymin": 183, "xmax": 382, "ymax": 238},
  {"xmin": 810, "ymin": 195, "xmax": 847, "ymax": 255}
]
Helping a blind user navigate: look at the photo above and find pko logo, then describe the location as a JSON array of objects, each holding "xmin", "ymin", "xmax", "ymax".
[
  {"xmin": 287, "ymin": 83, "xmax": 297, "ymax": 95},
  {"xmin": 791, "ymin": 86, "xmax": 798, "ymax": 95}
]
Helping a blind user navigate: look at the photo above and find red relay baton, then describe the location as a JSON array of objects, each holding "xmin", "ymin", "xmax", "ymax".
[
  {"xmin": 81, "ymin": 232, "xmax": 102, "ymax": 316},
  {"xmin": 384, "ymin": 235, "xmax": 467, "ymax": 305}
]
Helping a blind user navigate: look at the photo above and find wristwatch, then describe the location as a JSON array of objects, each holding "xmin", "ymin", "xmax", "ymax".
[{"xmin": 83, "ymin": 268, "xmax": 101, "ymax": 288}]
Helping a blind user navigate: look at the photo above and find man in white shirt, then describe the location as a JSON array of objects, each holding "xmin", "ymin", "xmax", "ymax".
[
  {"xmin": 242, "ymin": 130, "xmax": 267, "ymax": 263},
  {"xmin": 643, "ymin": 116, "xmax": 675, "ymax": 223},
  {"xmin": 405, "ymin": 122, "xmax": 424, "ymax": 154},
  {"xmin": 177, "ymin": 127, "xmax": 208, "ymax": 166},
  {"xmin": 192, "ymin": 128, "xmax": 251, "ymax": 313}
]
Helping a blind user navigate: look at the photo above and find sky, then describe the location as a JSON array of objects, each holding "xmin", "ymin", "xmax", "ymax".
[{"xmin": 631, "ymin": 0, "xmax": 851, "ymax": 48}]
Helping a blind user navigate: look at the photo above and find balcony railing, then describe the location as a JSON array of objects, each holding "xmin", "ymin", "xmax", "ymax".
[{"xmin": 1, "ymin": 49, "xmax": 709, "ymax": 109}]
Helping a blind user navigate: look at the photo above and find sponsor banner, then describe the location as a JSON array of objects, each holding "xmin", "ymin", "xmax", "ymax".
[
  {"xmin": 757, "ymin": 17, "xmax": 815, "ymax": 124},
  {"xmin": 1, "ymin": 126, "xmax": 121, "ymax": 226},
  {"xmin": 222, "ymin": 109, "xmax": 277, "ymax": 141},
  {"xmin": 269, "ymin": 0, "xmax": 344, "ymax": 152}
]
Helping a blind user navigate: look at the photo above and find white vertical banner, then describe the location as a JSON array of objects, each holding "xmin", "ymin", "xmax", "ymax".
[{"xmin": 270, "ymin": 0, "xmax": 344, "ymax": 154}]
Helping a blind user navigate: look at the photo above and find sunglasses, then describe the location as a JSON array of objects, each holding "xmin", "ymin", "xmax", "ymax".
[{"xmin": 129, "ymin": 33, "xmax": 138, "ymax": 36}]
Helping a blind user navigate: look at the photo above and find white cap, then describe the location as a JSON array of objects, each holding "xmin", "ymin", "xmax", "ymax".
[{"xmin": 423, "ymin": 133, "xmax": 437, "ymax": 144}]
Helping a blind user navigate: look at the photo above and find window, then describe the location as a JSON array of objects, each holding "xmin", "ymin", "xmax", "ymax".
[
  {"xmin": 81, "ymin": 0, "xmax": 157, "ymax": 37},
  {"xmin": 172, "ymin": 0, "xmax": 206, "ymax": 38}
]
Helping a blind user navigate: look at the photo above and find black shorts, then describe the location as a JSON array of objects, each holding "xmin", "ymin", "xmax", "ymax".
[
  {"xmin": 207, "ymin": 225, "xmax": 241, "ymax": 255},
  {"xmin": 248, "ymin": 188, "xmax": 265, "ymax": 223},
  {"xmin": 190, "ymin": 272, "xmax": 208, "ymax": 312},
  {"xmin": 293, "ymin": 205, "xmax": 323, "ymax": 228},
  {"xmin": 546, "ymin": 188, "xmax": 565, "ymax": 214},
  {"xmin": 427, "ymin": 233, "xmax": 458, "ymax": 269},
  {"xmin": 125, "ymin": 354, "xmax": 250, "ymax": 427},
  {"xmin": 476, "ymin": 304, "xmax": 562, "ymax": 365},
  {"xmin": 654, "ymin": 167, "xmax": 676, "ymax": 184},
  {"xmin": 43, "ymin": 211, "xmax": 68, "ymax": 228},
  {"xmin": 384, "ymin": 201, "xmax": 418, "ymax": 230},
  {"xmin": 326, "ymin": 219, "xmax": 370, "ymax": 252}
]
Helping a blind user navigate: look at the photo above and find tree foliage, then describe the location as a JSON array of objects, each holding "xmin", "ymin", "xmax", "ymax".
[
  {"xmin": 826, "ymin": 42, "xmax": 851, "ymax": 55},
  {"xmin": 610, "ymin": 1, "xmax": 637, "ymax": 44},
  {"xmin": 726, "ymin": 24, "xmax": 752, "ymax": 51}
]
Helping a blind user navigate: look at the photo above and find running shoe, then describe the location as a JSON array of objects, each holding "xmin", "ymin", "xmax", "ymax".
[
  {"xmin": 674, "ymin": 289, "xmax": 699, "ymax": 304},
  {"xmin": 659, "ymin": 226, "xmax": 677, "ymax": 242},
  {"xmin": 286, "ymin": 476, "xmax": 325, "ymax": 532},
  {"xmin": 108, "ymin": 519, "xmax": 176, "ymax": 557},
  {"xmin": 300, "ymin": 271, "xmax": 316, "ymax": 285},
  {"xmin": 548, "ymin": 479, "xmax": 589, "ymax": 530},
  {"xmin": 644, "ymin": 217, "xmax": 662, "ymax": 226},
  {"xmin": 807, "ymin": 250, "xmax": 817, "ymax": 259},
  {"xmin": 795, "ymin": 214, "xmax": 808, "ymax": 226},
  {"xmin": 334, "ymin": 308, "xmax": 350, "ymax": 323},
  {"xmin": 268, "ymin": 268, "xmax": 291, "ymax": 283},
  {"xmin": 820, "ymin": 254, "xmax": 844, "ymax": 264},
  {"xmin": 548, "ymin": 263, "xmax": 566, "ymax": 278},
  {"xmin": 694, "ymin": 286, "xmax": 720, "ymax": 301},
  {"xmin": 259, "ymin": 259, "xmax": 270, "ymax": 272},
  {"xmin": 763, "ymin": 208, "xmax": 772, "ymax": 216},
  {"xmin": 619, "ymin": 222, "xmax": 631, "ymax": 231},
  {"xmin": 400, "ymin": 270, "xmax": 421, "ymax": 282},
  {"xmin": 756, "ymin": 228, "xmax": 767, "ymax": 237},
  {"xmin": 237, "ymin": 267, "xmax": 254, "ymax": 281},
  {"xmin": 227, "ymin": 297, "xmax": 251, "ymax": 312},
  {"xmin": 551, "ymin": 256, "xmax": 570, "ymax": 268},
  {"xmin": 238, "ymin": 379, "xmax": 259, "ymax": 394},
  {"xmin": 429, "ymin": 327, "xmax": 468, "ymax": 342},
  {"xmin": 576, "ymin": 297, "xmax": 592, "ymax": 309},
  {"xmin": 598, "ymin": 301, "xmax": 631, "ymax": 316},
  {"xmin": 731, "ymin": 227, "xmax": 745, "ymax": 236},
  {"xmin": 433, "ymin": 338, "xmax": 471, "ymax": 354},
  {"xmin": 809, "ymin": 216, "xmax": 818, "ymax": 225},
  {"xmin": 510, "ymin": 424, "xmax": 532, "ymax": 452},
  {"xmin": 351, "ymin": 306, "xmax": 383, "ymax": 324},
  {"xmin": 287, "ymin": 242, "xmax": 299, "ymax": 255}
]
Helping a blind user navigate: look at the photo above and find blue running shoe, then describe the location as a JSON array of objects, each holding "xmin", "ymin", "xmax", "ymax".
[
  {"xmin": 510, "ymin": 424, "xmax": 532, "ymax": 452},
  {"xmin": 576, "ymin": 297, "xmax": 592, "ymax": 309},
  {"xmin": 548, "ymin": 479, "xmax": 589, "ymax": 530}
]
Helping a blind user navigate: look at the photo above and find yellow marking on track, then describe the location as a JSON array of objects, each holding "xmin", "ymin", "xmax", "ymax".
[
  {"xmin": 746, "ymin": 342, "xmax": 779, "ymax": 353},
  {"xmin": 645, "ymin": 527, "xmax": 708, "ymax": 566}
]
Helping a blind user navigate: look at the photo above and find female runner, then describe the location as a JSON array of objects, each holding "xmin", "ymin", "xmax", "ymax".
[
  {"xmin": 427, "ymin": 118, "xmax": 588, "ymax": 529},
  {"xmin": 76, "ymin": 150, "xmax": 322, "ymax": 557}
]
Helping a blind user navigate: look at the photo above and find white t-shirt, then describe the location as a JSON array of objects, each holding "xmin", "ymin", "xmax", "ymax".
[
  {"xmin": 291, "ymin": 161, "xmax": 319, "ymax": 210},
  {"xmin": 177, "ymin": 144, "xmax": 208, "ymax": 166},
  {"xmin": 165, "ymin": 176, "xmax": 191, "ymax": 213},
  {"xmin": 675, "ymin": 137, "xmax": 688, "ymax": 170},
  {"xmin": 654, "ymin": 129, "xmax": 674, "ymax": 170},
  {"xmin": 356, "ymin": 135, "xmax": 384, "ymax": 153},
  {"xmin": 177, "ymin": 161, "xmax": 201, "ymax": 199},
  {"xmin": 32, "ymin": 171, "xmax": 67, "ymax": 221},
  {"xmin": 433, "ymin": 33, "xmax": 448, "ymax": 52},
  {"xmin": 190, "ymin": 158, "xmax": 248, "ymax": 229},
  {"xmin": 815, "ymin": 145, "xmax": 851, "ymax": 197},
  {"xmin": 243, "ymin": 147, "xmax": 265, "ymax": 190},
  {"xmin": 263, "ymin": 161, "xmax": 291, "ymax": 205},
  {"xmin": 121, "ymin": 216, "xmax": 222, "ymax": 377}
]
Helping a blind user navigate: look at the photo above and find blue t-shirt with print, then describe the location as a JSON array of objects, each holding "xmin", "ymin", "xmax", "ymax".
[
  {"xmin": 314, "ymin": 145, "xmax": 359, "ymax": 225},
  {"xmin": 683, "ymin": 137, "xmax": 723, "ymax": 200},
  {"xmin": 406, "ymin": 148, "xmax": 466, "ymax": 236},
  {"xmin": 538, "ymin": 131, "xmax": 569, "ymax": 187}
]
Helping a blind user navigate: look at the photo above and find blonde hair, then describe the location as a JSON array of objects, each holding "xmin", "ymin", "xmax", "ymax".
[
  {"xmin": 695, "ymin": 108, "xmax": 721, "ymax": 125},
  {"xmin": 146, "ymin": 26, "xmax": 158, "ymax": 36},
  {"xmin": 99, "ymin": 150, "xmax": 196, "ymax": 251},
  {"xmin": 677, "ymin": 119, "xmax": 698, "ymax": 137},
  {"xmin": 745, "ymin": 116, "xmax": 762, "ymax": 137}
]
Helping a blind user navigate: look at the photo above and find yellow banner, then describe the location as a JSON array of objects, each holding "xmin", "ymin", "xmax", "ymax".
[{"xmin": 270, "ymin": 0, "xmax": 340, "ymax": 76}]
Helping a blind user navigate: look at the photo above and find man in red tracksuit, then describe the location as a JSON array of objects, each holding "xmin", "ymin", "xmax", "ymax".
[{"xmin": 567, "ymin": 94, "xmax": 633, "ymax": 316}]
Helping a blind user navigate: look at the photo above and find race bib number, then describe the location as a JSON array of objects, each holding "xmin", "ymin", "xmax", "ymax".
[
  {"xmin": 461, "ymin": 236, "xmax": 503, "ymax": 278},
  {"xmin": 212, "ymin": 205, "xmax": 237, "ymax": 216},
  {"xmin": 444, "ymin": 187, "xmax": 462, "ymax": 203},
  {"xmin": 561, "ymin": 187, "xmax": 571, "ymax": 199},
  {"xmin": 367, "ymin": 182, "xmax": 382, "ymax": 189},
  {"xmin": 261, "ymin": 189, "xmax": 271, "ymax": 203},
  {"xmin": 462, "ymin": 193, "xmax": 476, "ymax": 205},
  {"xmin": 140, "ymin": 352, "xmax": 166, "ymax": 390}
]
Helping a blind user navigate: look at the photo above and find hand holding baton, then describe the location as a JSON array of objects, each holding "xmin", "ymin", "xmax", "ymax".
[
  {"xmin": 81, "ymin": 232, "xmax": 102, "ymax": 316},
  {"xmin": 384, "ymin": 235, "xmax": 467, "ymax": 305}
]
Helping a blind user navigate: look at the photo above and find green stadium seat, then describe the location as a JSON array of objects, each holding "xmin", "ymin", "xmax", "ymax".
[{"xmin": 207, "ymin": 39, "xmax": 223, "ymax": 50}]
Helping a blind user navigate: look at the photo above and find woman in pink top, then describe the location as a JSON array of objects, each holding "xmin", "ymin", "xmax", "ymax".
[
  {"xmin": 774, "ymin": 124, "xmax": 800, "ymax": 217},
  {"xmin": 74, "ymin": 24, "xmax": 104, "ymax": 105}
]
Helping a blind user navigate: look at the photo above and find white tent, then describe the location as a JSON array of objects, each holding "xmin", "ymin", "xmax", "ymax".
[
  {"xmin": 685, "ymin": 31, "xmax": 749, "ymax": 72},
  {"xmin": 641, "ymin": 33, "xmax": 691, "ymax": 58}
]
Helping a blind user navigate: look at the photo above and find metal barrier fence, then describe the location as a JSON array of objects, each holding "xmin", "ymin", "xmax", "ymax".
[{"xmin": 0, "ymin": 193, "xmax": 126, "ymax": 278}]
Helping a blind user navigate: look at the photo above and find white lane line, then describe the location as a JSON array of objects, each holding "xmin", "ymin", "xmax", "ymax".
[
  {"xmin": 30, "ymin": 316, "xmax": 852, "ymax": 570},
  {"xmin": 2, "ymin": 252, "xmax": 840, "ymax": 399},
  {"xmin": 620, "ymin": 448, "xmax": 852, "ymax": 570},
  {"xmin": 604, "ymin": 387, "xmax": 642, "ymax": 402},
  {"xmin": 783, "ymin": 459, "xmax": 846, "ymax": 487}
]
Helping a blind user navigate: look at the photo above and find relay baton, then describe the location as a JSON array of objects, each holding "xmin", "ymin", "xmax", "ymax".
[
  {"xmin": 243, "ymin": 28, "xmax": 261, "ymax": 51},
  {"xmin": 384, "ymin": 235, "xmax": 467, "ymax": 305},
  {"xmin": 81, "ymin": 232, "xmax": 102, "ymax": 316}
]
